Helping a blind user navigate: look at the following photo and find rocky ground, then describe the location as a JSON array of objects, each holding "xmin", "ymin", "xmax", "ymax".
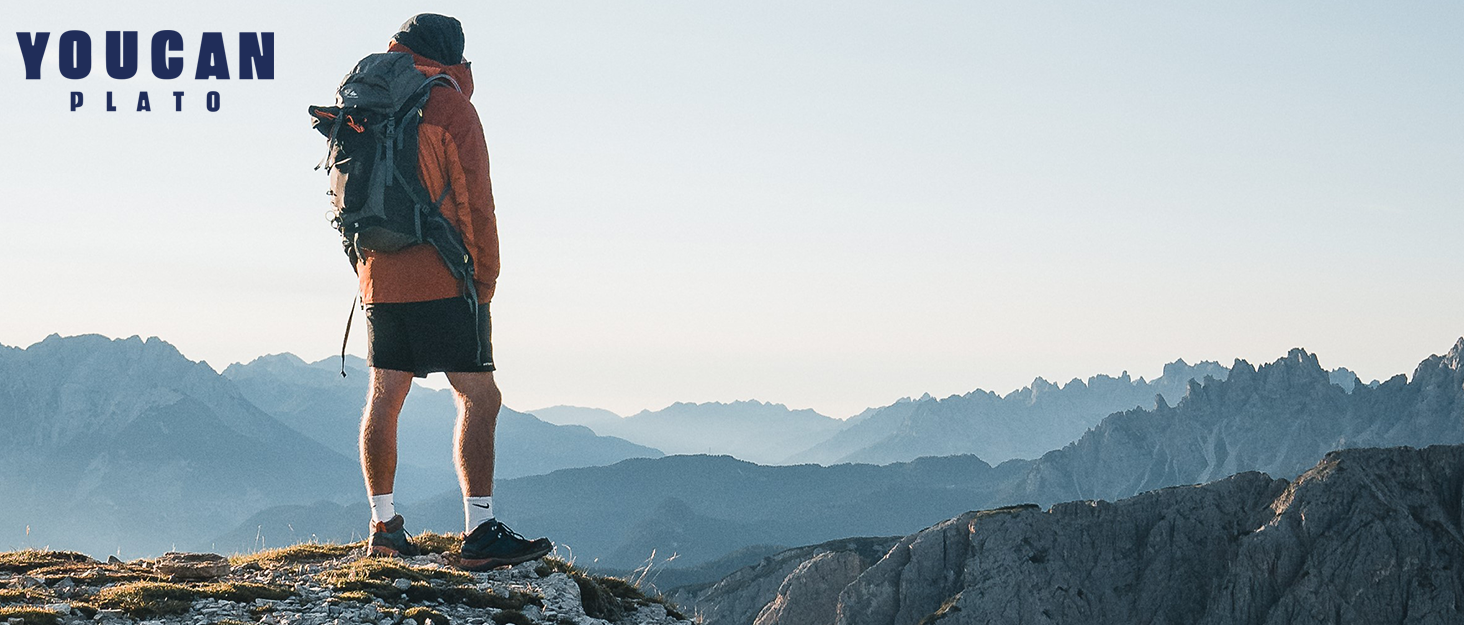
[{"xmin": 0, "ymin": 535, "xmax": 690, "ymax": 625}]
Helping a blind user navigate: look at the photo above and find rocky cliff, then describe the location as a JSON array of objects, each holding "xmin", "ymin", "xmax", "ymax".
[{"xmin": 686, "ymin": 444, "xmax": 1464, "ymax": 625}]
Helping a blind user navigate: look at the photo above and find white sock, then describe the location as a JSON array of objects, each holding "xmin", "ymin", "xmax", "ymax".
[
  {"xmin": 370, "ymin": 494, "xmax": 395, "ymax": 523},
  {"xmin": 465, "ymin": 496, "xmax": 494, "ymax": 531}
]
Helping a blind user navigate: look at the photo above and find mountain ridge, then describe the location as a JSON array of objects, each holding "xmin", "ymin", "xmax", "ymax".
[{"xmin": 680, "ymin": 443, "xmax": 1464, "ymax": 625}]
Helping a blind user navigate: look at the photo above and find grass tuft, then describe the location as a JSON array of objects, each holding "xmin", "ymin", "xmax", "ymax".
[
  {"xmin": 89, "ymin": 580, "xmax": 295, "ymax": 618},
  {"xmin": 319, "ymin": 557, "xmax": 474, "ymax": 587},
  {"xmin": 334, "ymin": 590, "xmax": 377, "ymax": 604},
  {"xmin": 90, "ymin": 581, "xmax": 198, "ymax": 618},
  {"xmin": 403, "ymin": 605, "xmax": 449, "ymax": 625},
  {"xmin": 0, "ymin": 588, "xmax": 47, "ymax": 603},
  {"xmin": 412, "ymin": 531, "xmax": 461, "ymax": 556},
  {"xmin": 0, "ymin": 550, "xmax": 94, "ymax": 574},
  {"xmin": 571, "ymin": 571, "xmax": 686, "ymax": 620},
  {"xmin": 0, "ymin": 606, "xmax": 62, "ymax": 625},
  {"xmin": 533, "ymin": 557, "xmax": 575, "ymax": 577},
  {"xmin": 230, "ymin": 542, "xmax": 359, "ymax": 568}
]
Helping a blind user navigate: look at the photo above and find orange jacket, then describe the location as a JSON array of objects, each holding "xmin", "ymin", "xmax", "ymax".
[{"xmin": 357, "ymin": 42, "xmax": 499, "ymax": 304}]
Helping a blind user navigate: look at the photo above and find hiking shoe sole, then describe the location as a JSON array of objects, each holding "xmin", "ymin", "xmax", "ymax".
[
  {"xmin": 369, "ymin": 545, "xmax": 408, "ymax": 558},
  {"xmin": 458, "ymin": 543, "xmax": 553, "ymax": 571}
]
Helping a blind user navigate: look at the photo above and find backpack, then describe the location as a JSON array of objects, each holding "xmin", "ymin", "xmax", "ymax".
[
  {"xmin": 308, "ymin": 52, "xmax": 475, "ymax": 292},
  {"xmin": 309, "ymin": 52, "xmax": 483, "ymax": 374}
]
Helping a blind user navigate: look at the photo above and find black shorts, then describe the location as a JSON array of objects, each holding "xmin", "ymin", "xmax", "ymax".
[{"xmin": 365, "ymin": 297, "xmax": 495, "ymax": 377}]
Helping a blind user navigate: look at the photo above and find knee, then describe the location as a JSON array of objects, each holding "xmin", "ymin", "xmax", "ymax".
[{"xmin": 467, "ymin": 382, "xmax": 502, "ymax": 412}]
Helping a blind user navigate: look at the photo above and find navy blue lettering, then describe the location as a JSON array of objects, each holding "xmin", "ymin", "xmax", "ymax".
[
  {"xmin": 105, "ymin": 31, "xmax": 138, "ymax": 79},
  {"xmin": 152, "ymin": 30, "xmax": 183, "ymax": 79},
  {"xmin": 206, "ymin": 91, "xmax": 220, "ymax": 112},
  {"xmin": 16, "ymin": 32, "xmax": 49, "ymax": 79},
  {"xmin": 107, "ymin": 91, "xmax": 117, "ymax": 111},
  {"xmin": 137, "ymin": 91, "xmax": 151, "ymax": 112},
  {"xmin": 58, "ymin": 31, "xmax": 91, "ymax": 79},
  {"xmin": 173, "ymin": 91, "xmax": 184, "ymax": 111},
  {"xmin": 239, "ymin": 32, "xmax": 273, "ymax": 79},
  {"xmin": 195, "ymin": 32, "xmax": 229, "ymax": 79},
  {"xmin": 70, "ymin": 92, "xmax": 83, "ymax": 111}
]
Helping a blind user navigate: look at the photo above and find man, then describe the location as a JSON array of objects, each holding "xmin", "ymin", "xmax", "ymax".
[{"xmin": 356, "ymin": 13, "xmax": 552, "ymax": 571}]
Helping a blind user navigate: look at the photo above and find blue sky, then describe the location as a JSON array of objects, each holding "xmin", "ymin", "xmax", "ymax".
[{"xmin": 2, "ymin": 1, "xmax": 1461, "ymax": 417}]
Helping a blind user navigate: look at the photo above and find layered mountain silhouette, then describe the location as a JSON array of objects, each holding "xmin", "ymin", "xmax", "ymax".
[
  {"xmin": 210, "ymin": 454, "xmax": 1022, "ymax": 569},
  {"xmin": 0, "ymin": 335, "xmax": 661, "ymax": 558},
  {"xmin": 224, "ymin": 354, "xmax": 662, "ymax": 484},
  {"xmin": 7, "ymin": 332, "xmax": 1461, "ymax": 583},
  {"xmin": 790, "ymin": 359, "xmax": 1230, "ymax": 465},
  {"xmin": 0, "ymin": 334, "xmax": 359, "ymax": 557},
  {"xmin": 219, "ymin": 338, "xmax": 1464, "ymax": 575},
  {"xmin": 529, "ymin": 401, "xmax": 846, "ymax": 466}
]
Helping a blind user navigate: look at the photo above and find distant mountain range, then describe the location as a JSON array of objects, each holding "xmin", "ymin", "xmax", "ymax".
[
  {"xmin": 209, "ymin": 453, "xmax": 1021, "ymax": 569},
  {"xmin": 5, "ymin": 331, "xmax": 1459, "ymax": 575},
  {"xmin": 790, "ymin": 359, "xmax": 1230, "ymax": 465},
  {"xmin": 533, "ymin": 401, "xmax": 846, "ymax": 466},
  {"xmin": 0, "ymin": 335, "xmax": 663, "ymax": 557},
  {"xmin": 0, "ymin": 334, "xmax": 357, "ymax": 557},
  {"xmin": 217, "ymin": 337, "xmax": 1464, "ymax": 575},
  {"xmin": 223, "ymin": 354, "xmax": 662, "ymax": 484},
  {"xmin": 527, "ymin": 358, "xmax": 1369, "ymax": 467},
  {"xmin": 1006, "ymin": 341, "xmax": 1463, "ymax": 506}
]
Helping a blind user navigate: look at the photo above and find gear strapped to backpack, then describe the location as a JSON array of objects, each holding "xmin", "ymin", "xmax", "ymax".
[{"xmin": 309, "ymin": 52, "xmax": 484, "ymax": 375}]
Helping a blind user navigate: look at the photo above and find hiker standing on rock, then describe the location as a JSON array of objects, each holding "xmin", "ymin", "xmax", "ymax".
[{"xmin": 310, "ymin": 13, "xmax": 551, "ymax": 570}]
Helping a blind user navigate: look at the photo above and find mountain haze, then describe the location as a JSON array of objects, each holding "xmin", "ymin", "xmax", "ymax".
[
  {"xmin": 220, "ymin": 339, "xmax": 1464, "ymax": 573},
  {"xmin": 224, "ymin": 354, "xmax": 663, "ymax": 483},
  {"xmin": 790, "ymin": 359, "xmax": 1230, "ymax": 465},
  {"xmin": 0, "ymin": 334, "xmax": 360, "ymax": 557},
  {"xmin": 581, "ymin": 401, "xmax": 846, "ymax": 465}
]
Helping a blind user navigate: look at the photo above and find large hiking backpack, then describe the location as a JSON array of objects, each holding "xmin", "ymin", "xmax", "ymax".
[
  {"xmin": 308, "ymin": 52, "xmax": 476, "ymax": 296},
  {"xmin": 309, "ymin": 52, "xmax": 484, "ymax": 373}
]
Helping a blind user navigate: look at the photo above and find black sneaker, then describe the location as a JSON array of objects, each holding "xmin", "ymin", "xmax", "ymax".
[
  {"xmin": 459, "ymin": 519, "xmax": 552, "ymax": 571},
  {"xmin": 367, "ymin": 514, "xmax": 421, "ymax": 557}
]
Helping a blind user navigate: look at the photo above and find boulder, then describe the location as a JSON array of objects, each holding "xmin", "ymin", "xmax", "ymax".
[{"xmin": 153, "ymin": 552, "xmax": 231, "ymax": 579}]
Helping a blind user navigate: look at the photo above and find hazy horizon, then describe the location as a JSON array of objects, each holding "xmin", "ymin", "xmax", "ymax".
[
  {"xmin": 4, "ymin": 330, "xmax": 1453, "ymax": 421},
  {"xmin": 3, "ymin": 1, "xmax": 1461, "ymax": 417}
]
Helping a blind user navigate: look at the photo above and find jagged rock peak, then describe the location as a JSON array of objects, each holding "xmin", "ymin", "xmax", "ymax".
[{"xmin": 820, "ymin": 443, "xmax": 1464, "ymax": 625}]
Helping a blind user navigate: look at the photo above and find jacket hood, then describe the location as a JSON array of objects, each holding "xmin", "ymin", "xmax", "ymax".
[{"xmin": 388, "ymin": 41, "xmax": 474, "ymax": 99}]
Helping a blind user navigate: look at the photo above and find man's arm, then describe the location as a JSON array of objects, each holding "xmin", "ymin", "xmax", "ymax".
[{"xmin": 424, "ymin": 94, "xmax": 500, "ymax": 301}]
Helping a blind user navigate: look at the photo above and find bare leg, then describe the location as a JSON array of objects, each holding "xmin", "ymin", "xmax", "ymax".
[
  {"xmin": 446, "ymin": 371, "xmax": 501, "ymax": 498},
  {"xmin": 361, "ymin": 368, "xmax": 414, "ymax": 496}
]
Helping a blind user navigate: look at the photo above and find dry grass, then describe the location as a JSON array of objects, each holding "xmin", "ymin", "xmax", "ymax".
[
  {"xmin": 230, "ymin": 541, "xmax": 359, "ymax": 568},
  {"xmin": 412, "ymin": 531, "xmax": 462, "ymax": 557},
  {"xmin": 89, "ymin": 581, "xmax": 198, "ymax": 618},
  {"xmin": 0, "ymin": 606, "xmax": 62, "ymax": 625},
  {"xmin": 402, "ymin": 605, "xmax": 449, "ymax": 625},
  {"xmin": 0, "ymin": 550, "xmax": 94, "ymax": 574},
  {"xmin": 0, "ymin": 588, "xmax": 47, "ymax": 603},
  {"xmin": 332, "ymin": 590, "xmax": 378, "ymax": 604},
  {"xmin": 88, "ymin": 580, "xmax": 294, "ymax": 618},
  {"xmin": 534, "ymin": 556, "xmax": 685, "ymax": 620},
  {"xmin": 318, "ymin": 556, "xmax": 474, "ymax": 586}
]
